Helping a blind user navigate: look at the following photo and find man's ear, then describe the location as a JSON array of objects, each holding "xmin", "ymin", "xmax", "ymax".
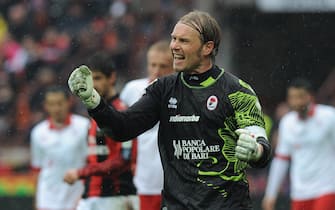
[{"xmin": 202, "ymin": 41, "xmax": 215, "ymax": 56}]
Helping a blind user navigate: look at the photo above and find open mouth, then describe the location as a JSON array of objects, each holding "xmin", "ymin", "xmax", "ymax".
[{"xmin": 173, "ymin": 54, "xmax": 185, "ymax": 60}]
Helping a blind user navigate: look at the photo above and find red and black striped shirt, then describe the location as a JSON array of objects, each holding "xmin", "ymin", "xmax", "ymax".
[{"xmin": 78, "ymin": 95, "xmax": 137, "ymax": 197}]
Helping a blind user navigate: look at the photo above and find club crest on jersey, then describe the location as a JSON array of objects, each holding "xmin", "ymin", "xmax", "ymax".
[{"xmin": 207, "ymin": 95, "xmax": 218, "ymax": 110}]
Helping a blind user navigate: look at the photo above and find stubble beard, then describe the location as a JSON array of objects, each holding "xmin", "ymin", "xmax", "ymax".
[{"xmin": 173, "ymin": 48, "xmax": 202, "ymax": 74}]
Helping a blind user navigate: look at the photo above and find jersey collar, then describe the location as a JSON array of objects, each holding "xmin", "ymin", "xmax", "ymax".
[
  {"xmin": 307, "ymin": 103, "xmax": 316, "ymax": 117},
  {"xmin": 48, "ymin": 114, "xmax": 71, "ymax": 130},
  {"xmin": 298, "ymin": 103, "xmax": 316, "ymax": 120},
  {"xmin": 181, "ymin": 65, "xmax": 224, "ymax": 89}
]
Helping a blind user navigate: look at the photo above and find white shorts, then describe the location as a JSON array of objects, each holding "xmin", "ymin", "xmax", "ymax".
[{"xmin": 76, "ymin": 195, "xmax": 139, "ymax": 210}]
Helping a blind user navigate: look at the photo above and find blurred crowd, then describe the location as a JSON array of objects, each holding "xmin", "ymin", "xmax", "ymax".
[{"xmin": 0, "ymin": 0, "xmax": 193, "ymax": 146}]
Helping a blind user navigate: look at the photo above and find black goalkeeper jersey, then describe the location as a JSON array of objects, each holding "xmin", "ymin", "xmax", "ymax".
[{"xmin": 89, "ymin": 66, "xmax": 271, "ymax": 210}]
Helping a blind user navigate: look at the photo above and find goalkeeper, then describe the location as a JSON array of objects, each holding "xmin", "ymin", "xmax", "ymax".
[{"xmin": 68, "ymin": 10, "xmax": 272, "ymax": 210}]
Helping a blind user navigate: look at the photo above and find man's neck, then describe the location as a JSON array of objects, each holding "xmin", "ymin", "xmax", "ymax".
[
  {"xmin": 298, "ymin": 103, "xmax": 315, "ymax": 120},
  {"xmin": 190, "ymin": 60, "xmax": 213, "ymax": 74},
  {"xmin": 49, "ymin": 115, "xmax": 71, "ymax": 129},
  {"xmin": 102, "ymin": 88, "xmax": 117, "ymax": 101},
  {"xmin": 182, "ymin": 65, "xmax": 222, "ymax": 87}
]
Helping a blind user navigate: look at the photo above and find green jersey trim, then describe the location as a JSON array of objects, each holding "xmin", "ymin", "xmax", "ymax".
[
  {"xmin": 181, "ymin": 68, "xmax": 225, "ymax": 89},
  {"xmin": 200, "ymin": 76, "xmax": 216, "ymax": 87}
]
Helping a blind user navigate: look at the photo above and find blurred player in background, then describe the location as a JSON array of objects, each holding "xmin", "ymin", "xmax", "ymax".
[
  {"xmin": 120, "ymin": 40, "xmax": 174, "ymax": 210},
  {"xmin": 262, "ymin": 78, "xmax": 335, "ymax": 210},
  {"xmin": 30, "ymin": 86, "xmax": 90, "ymax": 210},
  {"xmin": 63, "ymin": 52, "xmax": 138, "ymax": 210}
]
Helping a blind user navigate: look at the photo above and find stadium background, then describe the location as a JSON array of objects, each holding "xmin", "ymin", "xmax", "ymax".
[{"xmin": 1, "ymin": 0, "xmax": 335, "ymax": 209}]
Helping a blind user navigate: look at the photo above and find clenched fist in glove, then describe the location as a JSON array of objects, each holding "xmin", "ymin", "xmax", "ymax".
[
  {"xmin": 235, "ymin": 129, "xmax": 263, "ymax": 162},
  {"xmin": 68, "ymin": 65, "xmax": 101, "ymax": 109}
]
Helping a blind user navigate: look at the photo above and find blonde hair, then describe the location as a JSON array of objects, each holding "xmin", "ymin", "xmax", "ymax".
[
  {"xmin": 148, "ymin": 40, "xmax": 171, "ymax": 54},
  {"xmin": 178, "ymin": 10, "xmax": 221, "ymax": 59}
]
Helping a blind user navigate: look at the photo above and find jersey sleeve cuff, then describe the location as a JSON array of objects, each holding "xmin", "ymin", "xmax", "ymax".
[{"xmin": 249, "ymin": 136, "xmax": 272, "ymax": 168}]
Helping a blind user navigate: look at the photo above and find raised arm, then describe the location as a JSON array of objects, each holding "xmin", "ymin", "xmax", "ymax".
[{"xmin": 68, "ymin": 65, "xmax": 160, "ymax": 141}]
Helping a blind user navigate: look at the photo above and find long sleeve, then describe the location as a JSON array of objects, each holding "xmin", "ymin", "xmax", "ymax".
[
  {"xmin": 30, "ymin": 128, "xmax": 43, "ymax": 169},
  {"xmin": 88, "ymin": 81, "xmax": 162, "ymax": 141},
  {"xmin": 78, "ymin": 159, "xmax": 126, "ymax": 178},
  {"xmin": 77, "ymin": 137, "xmax": 135, "ymax": 178},
  {"xmin": 264, "ymin": 157, "xmax": 289, "ymax": 198},
  {"xmin": 77, "ymin": 156, "xmax": 128, "ymax": 178}
]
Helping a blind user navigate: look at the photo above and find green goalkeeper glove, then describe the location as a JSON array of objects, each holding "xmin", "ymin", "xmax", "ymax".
[
  {"xmin": 235, "ymin": 128, "xmax": 263, "ymax": 162},
  {"xmin": 68, "ymin": 65, "xmax": 101, "ymax": 109}
]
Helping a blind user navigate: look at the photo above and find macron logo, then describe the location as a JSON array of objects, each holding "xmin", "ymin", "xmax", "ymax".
[{"xmin": 169, "ymin": 115, "xmax": 200, "ymax": 122}]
